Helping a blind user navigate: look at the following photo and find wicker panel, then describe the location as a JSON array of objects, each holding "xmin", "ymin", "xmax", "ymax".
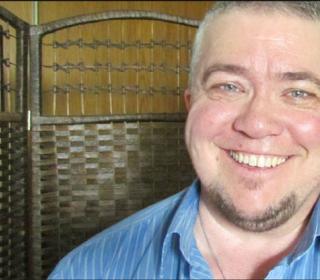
[
  {"xmin": 41, "ymin": 17, "xmax": 197, "ymax": 116},
  {"xmin": 28, "ymin": 9, "xmax": 199, "ymax": 280},
  {"xmin": 32, "ymin": 120, "xmax": 195, "ymax": 278},
  {"xmin": 0, "ymin": 121, "xmax": 27, "ymax": 279}
]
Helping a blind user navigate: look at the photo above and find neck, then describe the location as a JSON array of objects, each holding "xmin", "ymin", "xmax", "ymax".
[{"xmin": 194, "ymin": 199, "xmax": 310, "ymax": 279}]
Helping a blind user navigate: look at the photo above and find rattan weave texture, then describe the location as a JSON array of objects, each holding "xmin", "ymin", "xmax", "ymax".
[
  {"xmin": 0, "ymin": 121, "xmax": 27, "ymax": 280},
  {"xmin": 32, "ymin": 120, "xmax": 195, "ymax": 276},
  {"xmin": 0, "ymin": 7, "xmax": 200, "ymax": 279}
]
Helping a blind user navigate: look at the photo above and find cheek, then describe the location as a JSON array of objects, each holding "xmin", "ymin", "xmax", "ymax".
[
  {"xmin": 186, "ymin": 102, "xmax": 236, "ymax": 140},
  {"xmin": 287, "ymin": 112, "xmax": 320, "ymax": 148}
]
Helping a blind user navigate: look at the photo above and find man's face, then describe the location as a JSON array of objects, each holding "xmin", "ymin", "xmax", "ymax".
[{"xmin": 185, "ymin": 10, "xmax": 320, "ymax": 231}]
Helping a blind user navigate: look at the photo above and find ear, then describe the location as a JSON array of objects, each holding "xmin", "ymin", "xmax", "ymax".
[{"xmin": 184, "ymin": 89, "xmax": 192, "ymax": 112}]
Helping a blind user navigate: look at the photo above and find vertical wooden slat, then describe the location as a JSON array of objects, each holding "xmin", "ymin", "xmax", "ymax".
[
  {"xmin": 95, "ymin": 22, "xmax": 107, "ymax": 115},
  {"xmin": 166, "ymin": 22, "xmax": 179, "ymax": 113},
  {"xmin": 109, "ymin": 20, "xmax": 123, "ymax": 115},
  {"xmin": 81, "ymin": 23, "xmax": 97, "ymax": 115},
  {"xmin": 178, "ymin": 24, "xmax": 190, "ymax": 113},
  {"xmin": 41, "ymin": 33, "xmax": 54, "ymax": 115},
  {"xmin": 68, "ymin": 26, "xmax": 82, "ymax": 115},
  {"xmin": 0, "ymin": 26, "xmax": 4, "ymax": 111},
  {"xmin": 138, "ymin": 19, "xmax": 153, "ymax": 114},
  {"xmin": 152, "ymin": 21, "xmax": 166, "ymax": 113},
  {"xmin": 123, "ymin": 19, "xmax": 137, "ymax": 114},
  {"xmin": 54, "ymin": 28, "xmax": 68, "ymax": 115}
]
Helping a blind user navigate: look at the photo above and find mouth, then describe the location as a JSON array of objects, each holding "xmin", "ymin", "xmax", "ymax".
[{"xmin": 229, "ymin": 150, "xmax": 289, "ymax": 169}]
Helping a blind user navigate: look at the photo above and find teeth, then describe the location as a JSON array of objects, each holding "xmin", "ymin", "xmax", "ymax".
[{"xmin": 229, "ymin": 151, "xmax": 287, "ymax": 168}]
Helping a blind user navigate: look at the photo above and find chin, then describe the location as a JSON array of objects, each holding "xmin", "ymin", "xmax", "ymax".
[{"xmin": 206, "ymin": 183, "xmax": 298, "ymax": 232}]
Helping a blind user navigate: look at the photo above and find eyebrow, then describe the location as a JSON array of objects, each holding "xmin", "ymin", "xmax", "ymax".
[
  {"xmin": 202, "ymin": 63, "xmax": 320, "ymax": 89},
  {"xmin": 201, "ymin": 63, "xmax": 249, "ymax": 85},
  {"xmin": 278, "ymin": 71, "xmax": 320, "ymax": 89}
]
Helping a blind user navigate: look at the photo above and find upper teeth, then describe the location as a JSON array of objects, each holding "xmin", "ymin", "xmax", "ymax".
[{"xmin": 229, "ymin": 151, "xmax": 287, "ymax": 168}]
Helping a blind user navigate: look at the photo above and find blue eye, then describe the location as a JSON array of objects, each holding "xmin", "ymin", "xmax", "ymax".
[
  {"xmin": 219, "ymin": 83, "xmax": 240, "ymax": 92},
  {"xmin": 205, "ymin": 81, "xmax": 246, "ymax": 100},
  {"xmin": 289, "ymin": 89, "xmax": 309, "ymax": 99}
]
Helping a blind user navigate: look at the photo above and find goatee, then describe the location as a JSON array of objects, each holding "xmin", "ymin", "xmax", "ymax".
[{"xmin": 207, "ymin": 186, "xmax": 297, "ymax": 232}]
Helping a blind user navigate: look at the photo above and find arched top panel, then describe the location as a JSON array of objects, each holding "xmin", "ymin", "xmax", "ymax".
[
  {"xmin": 35, "ymin": 10, "xmax": 200, "ymax": 118},
  {"xmin": 0, "ymin": 7, "xmax": 29, "ymax": 31},
  {"xmin": 31, "ymin": 10, "xmax": 200, "ymax": 36}
]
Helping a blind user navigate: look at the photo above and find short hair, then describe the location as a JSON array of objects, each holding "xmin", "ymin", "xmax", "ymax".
[{"xmin": 188, "ymin": 1, "xmax": 320, "ymax": 91}]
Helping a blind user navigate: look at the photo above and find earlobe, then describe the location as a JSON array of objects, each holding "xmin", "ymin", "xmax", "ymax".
[{"xmin": 184, "ymin": 89, "xmax": 192, "ymax": 112}]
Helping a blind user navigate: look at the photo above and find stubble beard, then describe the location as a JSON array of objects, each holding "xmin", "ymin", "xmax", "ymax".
[{"xmin": 206, "ymin": 183, "xmax": 298, "ymax": 232}]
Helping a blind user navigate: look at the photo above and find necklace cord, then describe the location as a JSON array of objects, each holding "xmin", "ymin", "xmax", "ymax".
[{"xmin": 198, "ymin": 213, "xmax": 227, "ymax": 279}]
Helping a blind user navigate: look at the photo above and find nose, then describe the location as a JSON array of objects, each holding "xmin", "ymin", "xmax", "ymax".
[{"xmin": 233, "ymin": 96, "xmax": 284, "ymax": 139}]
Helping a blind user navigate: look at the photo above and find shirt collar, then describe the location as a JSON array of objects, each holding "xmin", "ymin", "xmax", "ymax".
[
  {"xmin": 161, "ymin": 180, "xmax": 320, "ymax": 269},
  {"xmin": 286, "ymin": 197, "xmax": 320, "ymax": 264},
  {"xmin": 161, "ymin": 180, "xmax": 201, "ymax": 267}
]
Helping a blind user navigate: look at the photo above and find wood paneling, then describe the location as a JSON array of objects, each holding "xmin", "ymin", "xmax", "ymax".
[
  {"xmin": 0, "ymin": 1, "xmax": 33, "ymax": 23},
  {"xmin": 39, "ymin": 2, "xmax": 213, "ymax": 116},
  {"xmin": 1, "ymin": 1, "xmax": 213, "ymax": 116},
  {"xmin": 39, "ymin": 1, "xmax": 213, "ymax": 23},
  {"xmin": 41, "ymin": 17, "xmax": 199, "ymax": 116}
]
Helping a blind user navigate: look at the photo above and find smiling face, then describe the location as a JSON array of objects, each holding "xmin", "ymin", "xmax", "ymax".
[{"xmin": 185, "ymin": 9, "xmax": 320, "ymax": 232}]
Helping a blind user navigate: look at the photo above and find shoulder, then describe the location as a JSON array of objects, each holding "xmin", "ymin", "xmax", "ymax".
[{"xmin": 48, "ymin": 187, "xmax": 190, "ymax": 279}]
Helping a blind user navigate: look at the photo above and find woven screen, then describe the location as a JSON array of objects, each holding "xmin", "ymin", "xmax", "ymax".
[
  {"xmin": 40, "ymin": 17, "xmax": 194, "ymax": 116},
  {"xmin": 29, "ymin": 12, "xmax": 198, "ymax": 279},
  {"xmin": 0, "ymin": 120, "xmax": 27, "ymax": 280},
  {"xmin": 0, "ymin": 9, "xmax": 28, "ymax": 280},
  {"xmin": 0, "ymin": 6, "xmax": 200, "ymax": 280},
  {"xmin": 32, "ymin": 120, "xmax": 194, "ymax": 277}
]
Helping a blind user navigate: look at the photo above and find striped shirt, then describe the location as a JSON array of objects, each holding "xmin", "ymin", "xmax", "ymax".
[{"xmin": 49, "ymin": 180, "xmax": 320, "ymax": 279}]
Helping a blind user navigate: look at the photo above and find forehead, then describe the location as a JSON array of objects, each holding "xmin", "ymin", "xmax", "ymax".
[{"xmin": 200, "ymin": 9, "xmax": 320, "ymax": 74}]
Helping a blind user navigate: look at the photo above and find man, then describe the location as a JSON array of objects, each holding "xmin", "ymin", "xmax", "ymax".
[{"xmin": 49, "ymin": 1, "xmax": 320, "ymax": 279}]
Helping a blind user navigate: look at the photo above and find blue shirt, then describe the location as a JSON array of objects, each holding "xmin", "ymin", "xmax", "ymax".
[{"xmin": 49, "ymin": 180, "xmax": 320, "ymax": 279}]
